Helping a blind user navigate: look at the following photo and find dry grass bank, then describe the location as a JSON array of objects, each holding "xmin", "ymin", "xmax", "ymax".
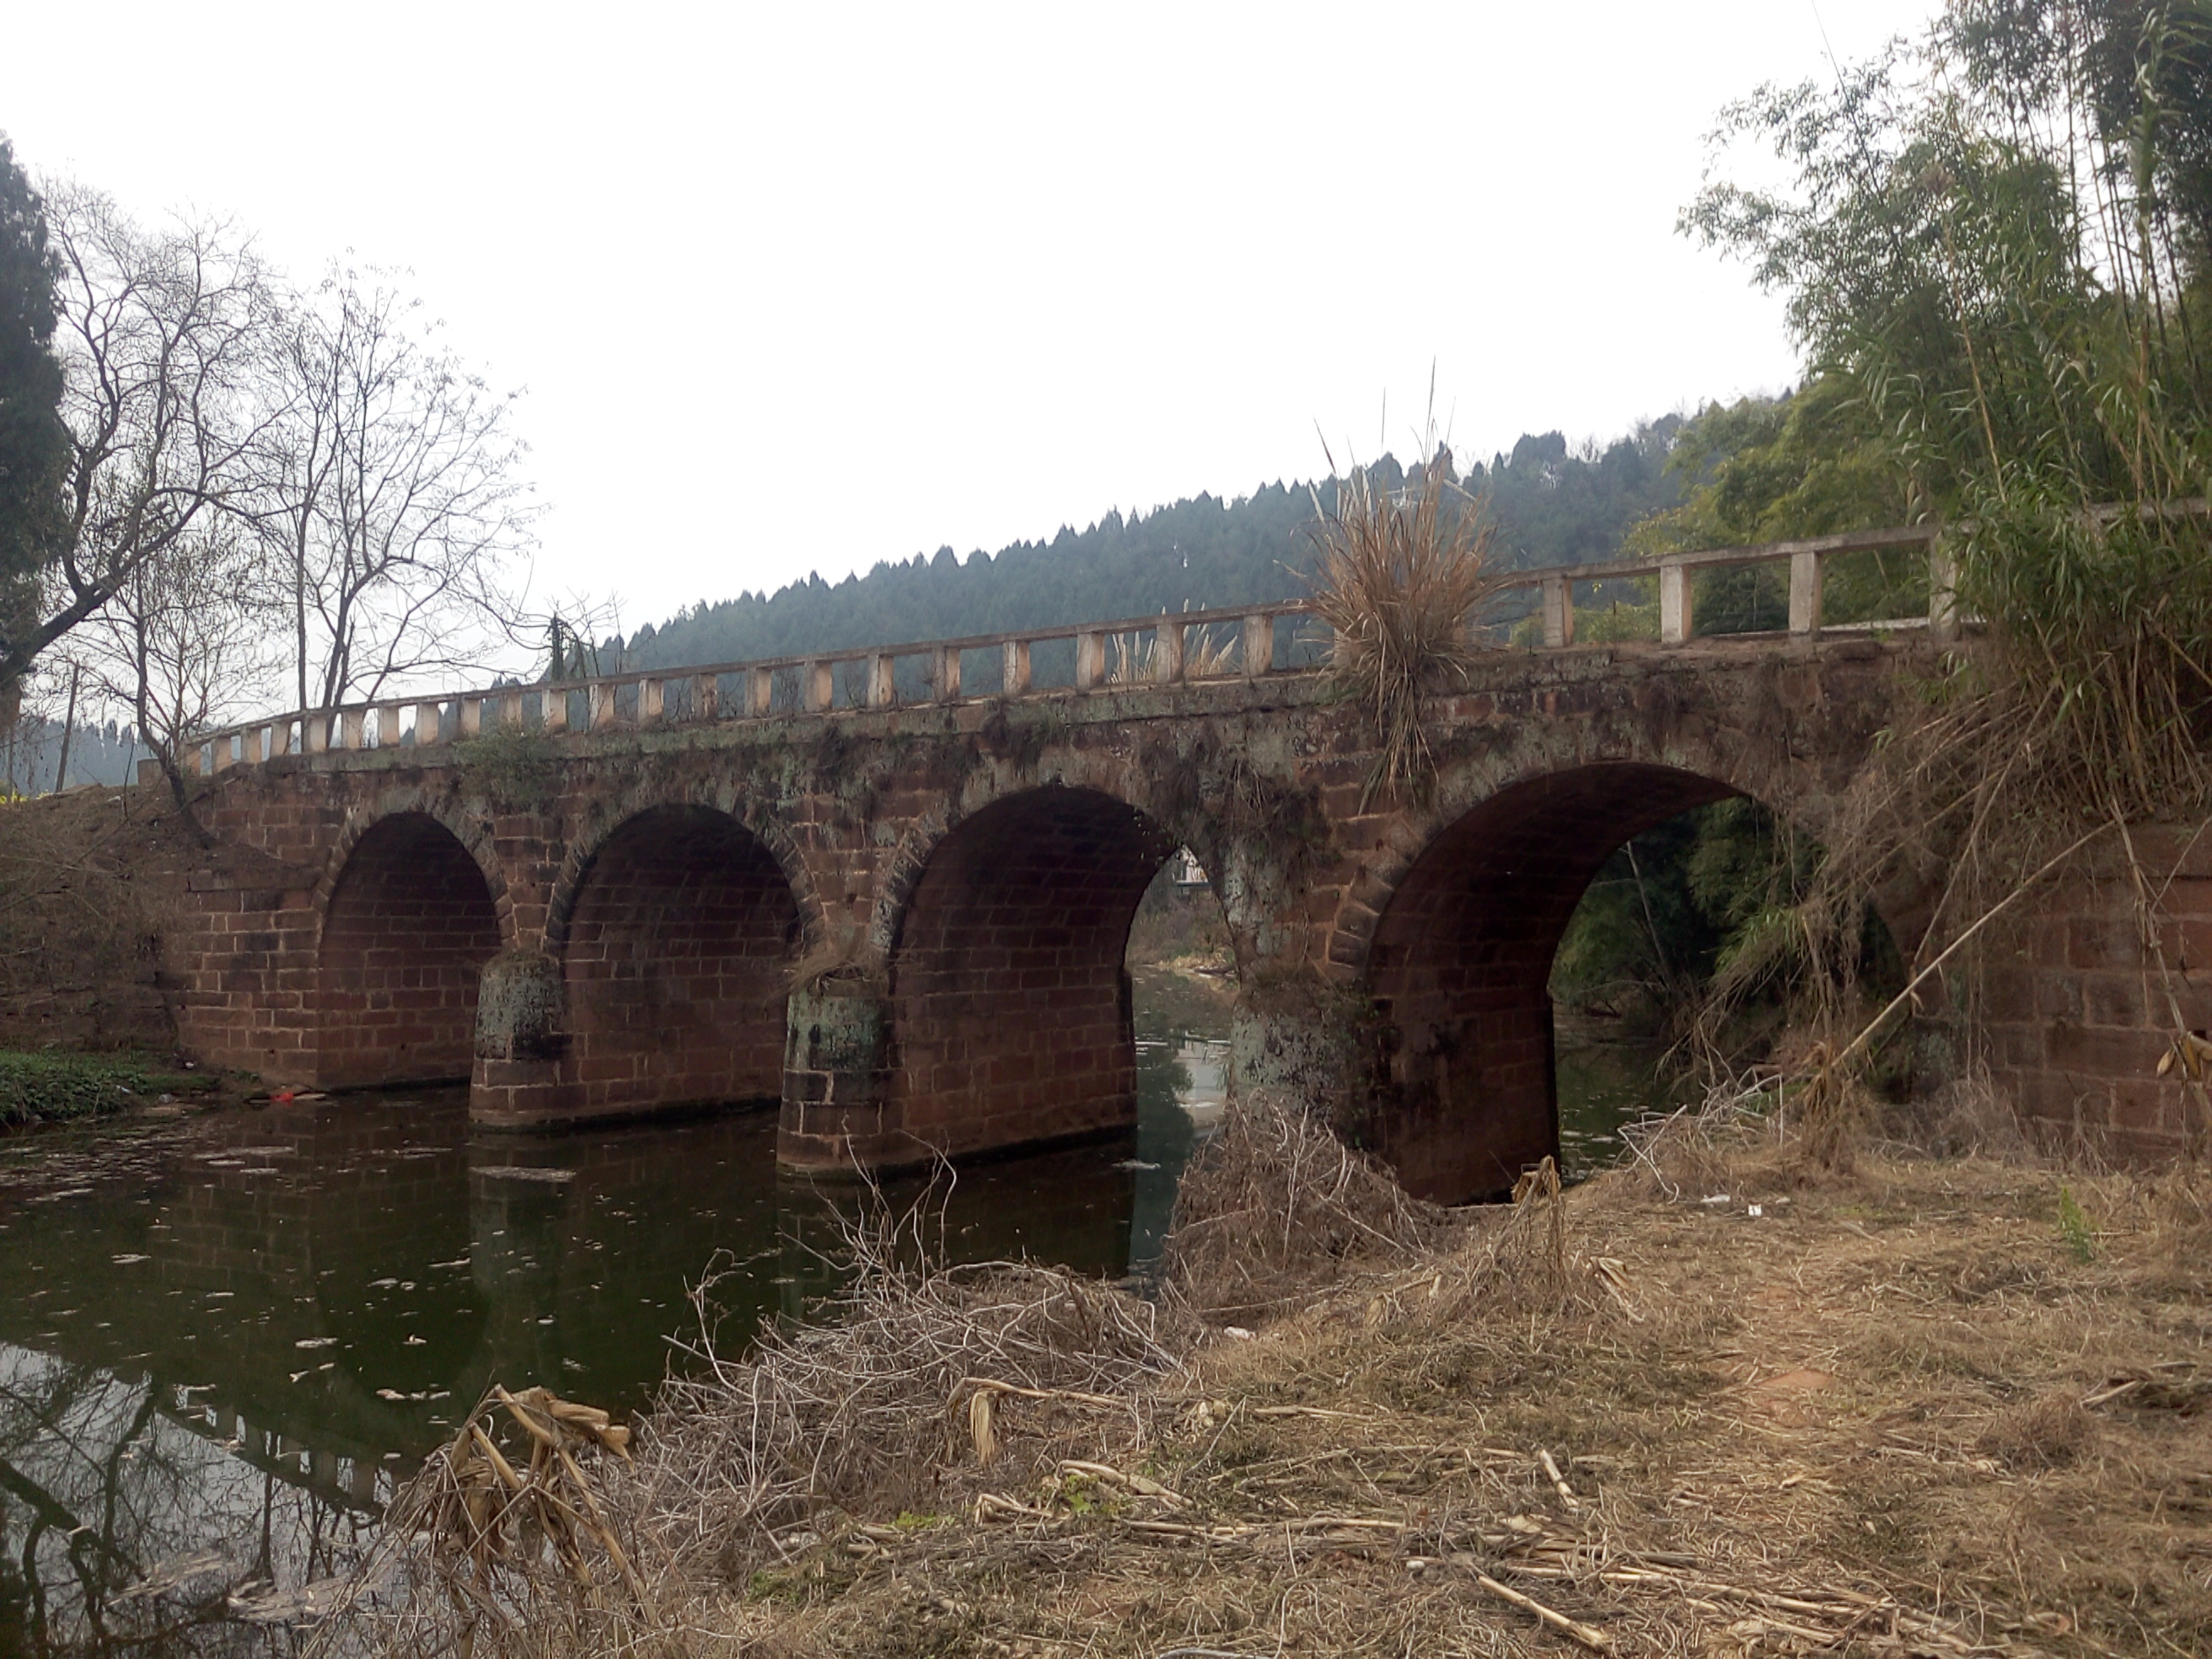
[
  {"xmin": 0, "ymin": 784, "xmax": 184, "ymax": 1052},
  {"xmin": 326, "ymin": 1093, "xmax": 2212, "ymax": 1659}
]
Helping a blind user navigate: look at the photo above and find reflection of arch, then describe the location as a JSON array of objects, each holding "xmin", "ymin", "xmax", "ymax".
[
  {"xmin": 319, "ymin": 813, "xmax": 504, "ymax": 1088},
  {"xmin": 561, "ymin": 805, "xmax": 801, "ymax": 1114},
  {"xmin": 888, "ymin": 785, "xmax": 1178, "ymax": 1159},
  {"xmin": 1360, "ymin": 763, "xmax": 1738, "ymax": 1202}
]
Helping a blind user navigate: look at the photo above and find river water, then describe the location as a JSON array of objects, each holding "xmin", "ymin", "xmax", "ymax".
[{"xmin": 0, "ymin": 973, "xmax": 1671, "ymax": 1656}]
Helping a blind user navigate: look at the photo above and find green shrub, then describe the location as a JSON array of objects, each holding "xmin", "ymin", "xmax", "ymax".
[{"xmin": 0, "ymin": 1050, "xmax": 211, "ymax": 1128}]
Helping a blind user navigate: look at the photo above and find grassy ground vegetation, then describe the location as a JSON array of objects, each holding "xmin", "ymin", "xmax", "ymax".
[
  {"xmin": 318, "ymin": 1079, "xmax": 2212, "ymax": 1659},
  {"xmin": 0, "ymin": 1046, "xmax": 214, "ymax": 1127}
]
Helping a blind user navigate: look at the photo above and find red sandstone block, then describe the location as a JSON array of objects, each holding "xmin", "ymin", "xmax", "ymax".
[
  {"xmin": 2157, "ymin": 877, "xmax": 2212, "ymax": 917},
  {"xmin": 2109, "ymin": 1076, "xmax": 2174, "ymax": 1134},
  {"xmin": 2126, "ymin": 826, "xmax": 2212, "ymax": 881},
  {"xmin": 2164, "ymin": 918, "xmax": 2212, "ymax": 973},
  {"xmin": 2026, "ymin": 973, "xmax": 2079, "ymax": 1026},
  {"xmin": 2047, "ymin": 1022, "xmax": 2161, "ymax": 1076},
  {"xmin": 1978, "ymin": 966, "xmax": 2036, "ymax": 1023},
  {"xmin": 2083, "ymin": 974, "xmax": 2148, "ymax": 1028},
  {"xmin": 2067, "ymin": 916, "xmax": 2139, "ymax": 970},
  {"xmin": 1993, "ymin": 1024, "xmax": 2045, "ymax": 1068}
]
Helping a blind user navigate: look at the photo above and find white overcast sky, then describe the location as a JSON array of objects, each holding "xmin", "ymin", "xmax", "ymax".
[{"xmin": 3, "ymin": 0, "xmax": 1943, "ymax": 635}]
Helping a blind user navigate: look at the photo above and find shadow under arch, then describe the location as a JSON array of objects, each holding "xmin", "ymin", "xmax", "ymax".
[
  {"xmin": 886, "ymin": 784, "xmax": 1179, "ymax": 1162},
  {"xmin": 1359, "ymin": 761, "xmax": 1742, "ymax": 1203},
  {"xmin": 319, "ymin": 811, "xmax": 504, "ymax": 1089},
  {"xmin": 558, "ymin": 803, "xmax": 802, "ymax": 1116}
]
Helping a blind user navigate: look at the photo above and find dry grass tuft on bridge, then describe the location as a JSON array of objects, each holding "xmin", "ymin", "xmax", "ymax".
[{"xmin": 325, "ymin": 1088, "xmax": 2212, "ymax": 1659}]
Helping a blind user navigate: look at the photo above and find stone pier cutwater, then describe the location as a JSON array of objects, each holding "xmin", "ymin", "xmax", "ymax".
[{"xmin": 152, "ymin": 532, "xmax": 2208, "ymax": 1199}]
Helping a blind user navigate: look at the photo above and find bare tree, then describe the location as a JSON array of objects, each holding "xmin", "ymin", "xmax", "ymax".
[
  {"xmin": 0, "ymin": 185, "xmax": 275, "ymax": 692},
  {"xmin": 255, "ymin": 266, "xmax": 536, "ymax": 713},
  {"xmin": 85, "ymin": 523, "xmax": 273, "ymax": 835}
]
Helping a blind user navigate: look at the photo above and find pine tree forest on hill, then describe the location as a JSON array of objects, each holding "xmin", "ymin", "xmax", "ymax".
[{"xmin": 611, "ymin": 421, "xmax": 1686, "ymax": 672}]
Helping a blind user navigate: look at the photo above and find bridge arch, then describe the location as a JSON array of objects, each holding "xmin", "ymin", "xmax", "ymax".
[
  {"xmin": 546, "ymin": 784, "xmax": 824, "ymax": 960},
  {"xmin": 554, "ymin": 803, "xmax": 803, "ymax": 1115},
  {"xmin": 1350, "ymin": 760, "xmax": 1748, "ymax": 1202},
  {"xmin": 883, "ymin": 782, "xmax": 1182, "ymax": 1159},
  {"xmin": 866, "ymin": 745, "xmax": 1231, "ymax": 972},
  {"xmin": 317, "ymin": 810, "xmax": 507, "ymax": 1089}
]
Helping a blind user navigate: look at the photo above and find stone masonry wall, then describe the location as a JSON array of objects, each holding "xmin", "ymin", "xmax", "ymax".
[
  {"xmin": 116, "ymin": 634, "xmax": 2207, "ymax": 1196},
  {"xmin": 1978, "ymin": 825, "xmax": 2212, "ymax": 1160}
]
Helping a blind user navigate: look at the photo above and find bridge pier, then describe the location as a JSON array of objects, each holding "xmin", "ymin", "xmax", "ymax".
[
  {"xmin": 778, "ymin": 983, "xmax": 898, "ymax": 1173},
  {"xmin": 470, "ymin": 949, "xmax": 579, "ymax": 1126}
]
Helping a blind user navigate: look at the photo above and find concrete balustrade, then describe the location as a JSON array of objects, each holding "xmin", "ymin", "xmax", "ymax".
[{"xmin": 168, "ymin": 526, "xmax": 1960, "ymax": 778}]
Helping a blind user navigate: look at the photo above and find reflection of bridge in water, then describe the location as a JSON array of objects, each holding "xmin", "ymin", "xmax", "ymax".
[
  {"xmin": 0, "ymin": 1084, "xmax": 1158, "ymax": 1541},
  {"xmin": 0, "ymin": 1088, "xmax": 1165, "ymax": 1651}
]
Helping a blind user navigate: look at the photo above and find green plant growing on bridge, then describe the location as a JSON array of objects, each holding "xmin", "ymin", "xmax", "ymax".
[
  {"xmin": 455, "ymin": 723, "xmax": 558, "ymax": 811},
  {"xmin": 1678, "ymin": 2, "xmax": 2212, "ymax": 1097},
  {"xmin": 1304, "ymin": 445, "xmax": 1500, "ymax": 808}
]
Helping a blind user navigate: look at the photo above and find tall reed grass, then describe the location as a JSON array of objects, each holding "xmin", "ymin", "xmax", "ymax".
[{"xmin": 1303, "ymin": 457, "xmax": 1498, "ymax": 807}]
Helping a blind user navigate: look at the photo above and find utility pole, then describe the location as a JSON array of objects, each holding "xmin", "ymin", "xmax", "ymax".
[{"xmin": 53, "ymin": 662, "xmax": 79, "ymax": 792}]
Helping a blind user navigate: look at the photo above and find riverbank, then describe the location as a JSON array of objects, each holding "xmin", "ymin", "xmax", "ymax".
[
  {"xmin": 0, "ymin": 1045, "xmax": 222, "ymax": 1128},
  {"xmin": 330, "ymin": 1089, "xmax": 2212, "ymax": 1659}
]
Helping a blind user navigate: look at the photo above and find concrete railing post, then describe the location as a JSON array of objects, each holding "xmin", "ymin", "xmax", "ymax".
[
  {"xmin": 1003, "ymin": 638, "xmax": 1031, "ymax": 696},
  {"xmin": 457, "ymin": 696, "xmax": 483, "ymax": 738},
  {"xmin": 695, "ymin": 672, "xmax": 722, "ymax": 721},
  {"xmin": 805, "ymin": 660, "xmax": 835, "ymax": 712},
  {"xmin": 180, "ymin": 742, "xmax": 203, "ymax": 777},
  {"xmin": 1075, "ymin": 631, "xmax": 1105, "ymax": 690},
  {"xmin": 303, "ymin": 713, "xmax": 328, "ymax": 755},
  {"xmin": 341, "ymin": 709, "xmax": 366, "ymax": 750},
  {"xmin": 497, "ymin": 690, "xmax": 524, "ymax": 731},
  {"xmin": 1788, "ymin": 549, "xmax": 1823, "ymax": 637},
  {"xmin": 1929, "ymin": 543, "xmax": 1960, "ymax": 643},
  {"xmin": 239, "ymin": 727, "xmax": 262, "ymax": 766},
  {"xmin": 541, "ymin": 689, "xmax": 569, "ymax": 735},
  {"xmin": 416, "ymin": 701, "xmax": 444, "ymax": 746},
  {"xmin": 868, "ymin": 652, "xmax": 895, "ymax": 708},
  {"xmin": 589, "ymin": 684, "xmax": 619, "ymax": 731},
  {"xmin": 1243, "ymin": 613, "xmax": 1274, "ymax": 678},
  {"xmin": 932, "ymin": 644, "xmax": 961, "ymax": 703},
  {"xmin": 1155, "ymin": 620, "xmax": 1184, "ymax": 685},
  {"xmin": 640, "ymin": 679, "xmax": 665, "ymax": 723},
  {"xmin": 1541, "ymin": 575, "xmax": 1573, "ymax": 648},
  {"xmin": 747, "ymin": 666, "xmax": 772, "ymax": 717},
  {"xmin": 1658, "ymin": 561, "xmax": 1693, "ymax": 645}
]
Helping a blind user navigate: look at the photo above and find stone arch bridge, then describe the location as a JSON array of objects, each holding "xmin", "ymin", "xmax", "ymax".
[{"xmin": 157, "ymin": 532, "xmax": 2202, "ymax": 1198}]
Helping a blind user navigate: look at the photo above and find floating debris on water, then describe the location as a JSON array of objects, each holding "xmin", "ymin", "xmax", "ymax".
[
  {"xmin": 474, "ymin": 1165, "xmax": 578, "ymax": 1183},
  {"xmin": 293, "ymin": 1337, "xmax": 339, "ymax": 1350}
]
